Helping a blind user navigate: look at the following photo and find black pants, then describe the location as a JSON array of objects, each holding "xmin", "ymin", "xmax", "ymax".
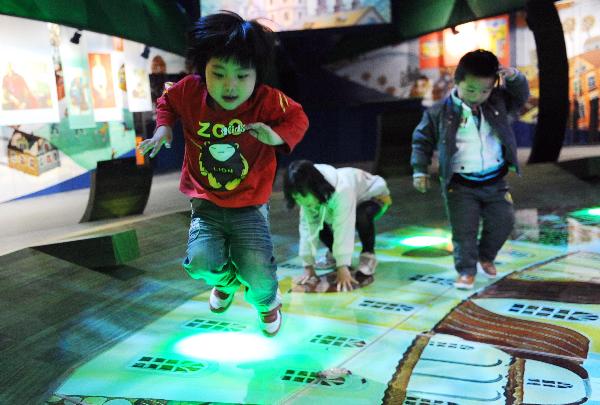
[
  {"xmin": 319, "ymin": 200, "xmax": 382, "ymax": 254},
  {"xmin": 443, "ymin": 179, "xmax": 515, "ymax": 276}
]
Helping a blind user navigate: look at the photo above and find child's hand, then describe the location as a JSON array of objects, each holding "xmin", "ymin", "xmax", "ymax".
[
  {"xmin": 246, "ymin": 122, "xmax": 284, "ymax": 145},
  {"xmin": 335, "ymin": 266, "xmax": 358, "ymax": 292},
  {"xmin": 138, "ymin": 126, "xmax": 173, "ymax": 158},
  {"xmin": 298, "ymin": 265, "xmax": 319, "ymax": 285},
  {"xmin": 413, "ymin": 175, "xmax": 430, "ymax": 193},
  {"xmin": 498, "ymin": 66, "xmax": 519, "ymax": 81}
]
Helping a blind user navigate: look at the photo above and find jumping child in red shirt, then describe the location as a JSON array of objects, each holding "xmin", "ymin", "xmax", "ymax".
[{"xmin": 139, "ymin": 11, "xmax": 308, "ymax": 336}]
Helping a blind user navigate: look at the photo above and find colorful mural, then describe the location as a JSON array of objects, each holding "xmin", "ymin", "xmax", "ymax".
[
  {"xmin": 0, "ymin": 15, "xmax": 183, "ymax": 203},
  {"xmin": 330, "ymin": 15, "xmax": 510, "ymax": 106},
  {"xmin": 0, "ymin": 16, "xmax": 60, "ymax": 126},
  {"xmin": 330, "ymin": 0, "xmax": 600, "ymax": 144},
  {"xmin": 46, "ymin": 226, "xmax": 600, "ymax": 404},
  {"xmin": 200, "ymin": 0, "xmax": 391, "ymax": 31}
]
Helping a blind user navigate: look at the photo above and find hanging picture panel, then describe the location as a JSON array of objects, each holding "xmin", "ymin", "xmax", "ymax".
[
  {"xmin": 85, "ymin": 31, "xmax": 124, "ymax": 122},
  {"xmin": 123, "ymin": 40, "xmax": 152, "ymax": 112},
  {"xmin": 60, "ymin": 27, "xmax": 96, "ymax": 129},
  {"xmin": 0, "ymin": 15, "xmax": 60, "ymax": 125}
]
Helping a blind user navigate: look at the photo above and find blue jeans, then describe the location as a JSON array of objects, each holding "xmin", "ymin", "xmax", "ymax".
[{"xmin": 183, "ymin": 199, "xmax": 279, "ymax": 312}]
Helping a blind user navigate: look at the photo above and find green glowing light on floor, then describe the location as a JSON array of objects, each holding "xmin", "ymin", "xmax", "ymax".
[
  {"xmin": 174, "ymin": 332, "xmax": 278, "ymax": 362},
  {"xmin": 399, "ymin": 235, "xmax": 450, "ymax": 247},
  {"xmin": 570, "ymin": 206, "xmax": 600, "ymax": 221}
]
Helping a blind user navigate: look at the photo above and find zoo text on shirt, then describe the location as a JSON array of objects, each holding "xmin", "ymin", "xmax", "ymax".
[{"xmin": 197, "ymin": 119, "xmax": 246, "ymax": 139}]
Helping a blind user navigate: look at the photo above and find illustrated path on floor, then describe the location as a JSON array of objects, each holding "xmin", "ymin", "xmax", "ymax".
[{"xmin": 47, "ymin": 226, "xmax": 600, "ymax": 405}]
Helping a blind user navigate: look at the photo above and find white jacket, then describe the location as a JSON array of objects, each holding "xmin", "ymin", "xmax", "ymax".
[{"xmin": 299, "ymin": 164, "xmax": 389, "ymax": 267}]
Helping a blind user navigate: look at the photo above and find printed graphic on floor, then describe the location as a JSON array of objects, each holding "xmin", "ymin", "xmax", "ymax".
[{"xmin": 47, "ymin": 227, "xmax": 600, "ymax": 404}]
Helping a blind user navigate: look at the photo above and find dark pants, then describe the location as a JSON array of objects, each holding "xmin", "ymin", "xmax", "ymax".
[
  {"xmin": 443, "ymin": 179, "xmax": 515, "ymax": 276},
  {"xmin": 319, "ymin": 200, "xmax": 382, "ymax": 253}
]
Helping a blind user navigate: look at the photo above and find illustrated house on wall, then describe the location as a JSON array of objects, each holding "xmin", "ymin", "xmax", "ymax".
[{"xmin": 8, "ymin": 128, "xmax": 61, "ymax": 176}]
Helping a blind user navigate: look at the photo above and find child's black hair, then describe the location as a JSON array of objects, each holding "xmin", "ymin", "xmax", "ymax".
[
  {"xmin": 283, "ymin": 160, "xmax": 335, "ymax": 209},
  {"xmin": 187, "ymin": 11, "xmax": 275, "ymax": 84},
  {"xmin": 454, "ymin": 49, "xmax": 499, "ymax": 83}
]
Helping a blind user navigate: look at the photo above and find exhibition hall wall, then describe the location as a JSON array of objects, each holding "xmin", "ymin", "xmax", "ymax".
[
  {"xmin": 2, "ymin": 0, "xmax": 599, "ymax": 204},
  {"xmin": 0, "ymin": 14, "xmax": 185, "ymax": 203},
  {"xmin": 329, "ymin": 0, "xmax": 600, "ymax": 145}
]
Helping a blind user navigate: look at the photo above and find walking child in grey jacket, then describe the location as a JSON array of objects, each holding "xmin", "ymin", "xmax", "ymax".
[{"xmin": 411, "ymin": 49, "xmax": 530, "ymax": 290}]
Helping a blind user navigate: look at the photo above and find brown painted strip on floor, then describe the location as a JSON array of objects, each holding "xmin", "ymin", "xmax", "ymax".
[
  {"xmin": 505, "ymin": 357, "xmax": 525, "ymax": 405},
  {"xmin": 382, "ymin": 334, "xmax": 431, "ymax": 404},
  {"xmin": 435, "ymin": 301, "xmax": 589, "ymax": 361},
  {"xmin": 478, "ymin": 278, "xmax": 600, "ymax": 304}
]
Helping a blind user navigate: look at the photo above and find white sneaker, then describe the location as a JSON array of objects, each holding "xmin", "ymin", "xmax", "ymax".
[
  {"xmin": 357, "ymin": 252, "xmax": 377, "ymax": 275},
  {"xmin": 208, "ymin": 288, "xmax": 234, "ymax": 313},
  {"xmin": 315, "ymin": 250, "xmax": 336, "ymax": 269},
  {"xmin": 259, "ymin": 305, "xmax": 282, "ymax": 337}
]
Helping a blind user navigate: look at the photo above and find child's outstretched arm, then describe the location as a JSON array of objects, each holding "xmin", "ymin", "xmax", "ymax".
[
  {"xmin": 138, "ymin": 125, "xmax": 173, "ymax": 157},
  {"xmin": 141, "ymin": 77, "xmax": 188, "ymax": 157},
  {"xmin": 253, "ymin": 89, "xmax": 309, "ymax": 152},
  {"xmin": 246, "ymin": 122, "xmax": 284, "ymax": 145}
]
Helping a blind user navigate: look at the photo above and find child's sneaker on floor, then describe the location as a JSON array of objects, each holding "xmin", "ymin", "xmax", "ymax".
[
  {"xmin": 477, "ymin": 260, "xmax": 497, "ymax": 278},
  {"xmin": 357, "ymin": 252, "xmax": 377, "ymax": 275},
  {"xmin": 259, "ymin": 305, "xmax": 282, "ymax": 337},
  {"xmin": 208, "ymin": 288, "xmax": 234, "ymax": 313},
  {"xmin": 454, "ymin": 274, "xmax": 475, "ymax": 290},
  {"xmin": 315, "ymin": 250, "xmax": 336, "ymax": 269}
]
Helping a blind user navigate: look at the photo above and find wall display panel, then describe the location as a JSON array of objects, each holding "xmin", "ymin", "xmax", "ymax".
[
  {"xmin": 0, "ymin": 117, "xmax": 137, "ymax": 204},
  {"xmin": 418, "ymin": 32, "xmax": 444, "ymax": 70},
  {"xmin": 516, "ymin": 0, "xmax": 600, "ymax": 134},
  {"xmin": 0, "ymin": 15, "xmax": 60, "ymax": 126},
  {"xmin": 59, "ymin": 27, "xmax": 96, "ymax": 129},
  {"xmin": 0, "ymin": 123, "xmax": 87, "ymax": 203},
  {"xmin": 146, "ymin": 48, "xmax": 188, "ymax": 106},
  {"xmin": 329, "ymin": 40, "xmax": 421, "ymax": 100},
  {"xmin": 85, "ymin": 31, "xmax": 124, "ymax": 122},
  {"xmin": 88, "ymin": 53, "xmax": 118, "ymax": 111},
  {"xmin": 0, "ymin": 13, "xmax": 186, "ymax": 203},
  {"xmin": 147, "ymin": 49, "xmax": 187, "ymax": 75},
  {"xmin": 124, "ymin": 40, "xmax": 152, "ymax": 112},
  {"xmin": 201, "ymin": 0, "xmax": 391, "ymax": 32},
  {"xmin": 440, "ymin": 15, "xmax": 510, "ymax": 67}
]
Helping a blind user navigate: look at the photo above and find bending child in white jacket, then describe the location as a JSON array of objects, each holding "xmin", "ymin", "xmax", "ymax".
[{"xmin": 283, "ymin": 160, "xmax": 391, "ymax": 292}]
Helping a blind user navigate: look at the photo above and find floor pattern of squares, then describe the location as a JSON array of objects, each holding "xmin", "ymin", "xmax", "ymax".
[{"xmin": 47, "ymin": 226, "xmax": 600, "ymax": 405}]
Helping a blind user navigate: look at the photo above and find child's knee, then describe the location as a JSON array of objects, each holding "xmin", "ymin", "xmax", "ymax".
[
  {"xmin": 244, "ymin": 279, "xmax": 279, "ymax": 311},
  {"xmin": 182, "ymin": 254, "xmax": 225, "ymax": 279},
  {"xmin": 182, "ymin": 256, "xmax": 206, "ymax": 279}
]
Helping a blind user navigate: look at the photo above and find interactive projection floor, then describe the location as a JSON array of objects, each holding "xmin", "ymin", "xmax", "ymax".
[{"xmin": 47, "ymin": 227, "xmax": 600, "ymax": 405}]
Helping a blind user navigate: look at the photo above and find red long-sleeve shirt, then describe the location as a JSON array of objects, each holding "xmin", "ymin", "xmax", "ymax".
[{"xmin": 155, "ymin": 74, "xmax": 308, "ymax": 208}]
